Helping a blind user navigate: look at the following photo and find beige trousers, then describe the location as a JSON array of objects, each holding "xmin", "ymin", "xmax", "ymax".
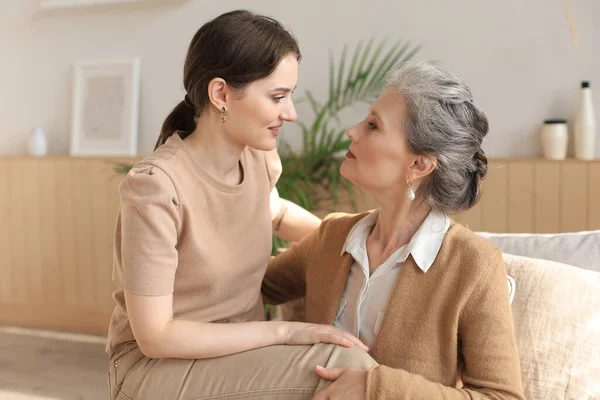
[{"xmin": 108, "ymin": 342, "xmax": 377, "ymax": 400}]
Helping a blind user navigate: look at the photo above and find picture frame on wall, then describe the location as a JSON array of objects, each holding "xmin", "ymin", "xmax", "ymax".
[{"xmin": 70, "ymin": 58, "xmax": 140, "ymax": 156}]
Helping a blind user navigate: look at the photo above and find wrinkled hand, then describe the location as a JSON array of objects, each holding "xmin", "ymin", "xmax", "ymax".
[
  {"xmin": 281, "ymin": 322, "xmax": 369, "ymax": 352},
  {"xmin": 313, "ymin": 366, "xmax": 368, "ymax": 400}
]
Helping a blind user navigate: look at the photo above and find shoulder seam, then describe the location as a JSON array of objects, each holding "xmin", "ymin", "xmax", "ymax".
[{"xmin": 143, "ymin": 164, "xmax": 183, "ymax": 236}]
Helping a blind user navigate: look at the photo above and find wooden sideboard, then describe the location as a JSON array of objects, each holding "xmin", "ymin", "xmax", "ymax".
[
  {"xmin": 1, "ymin": 157, "xmax": 599, "ymax": 334},
  {"xmin": 0, "ymin": 157, "xmax": 139, "ymax": 334}
]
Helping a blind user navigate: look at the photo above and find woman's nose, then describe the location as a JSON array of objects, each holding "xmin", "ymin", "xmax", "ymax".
[
  {"xmin": 281, "ymin": 100, "xmax": 298, "ymax": 122},
  {"xmin": 346, "ymin": 123, "xmax": 360, "ymax": 141}
]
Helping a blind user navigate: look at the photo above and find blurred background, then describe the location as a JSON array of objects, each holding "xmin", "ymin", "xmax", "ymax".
[
  {"xmin": 1, "ymin": 0, "xmax": 599, "ymax": 399},
  {"xmin": 2, "ymin": 0, "xmax": 599, "ymax": 157}
]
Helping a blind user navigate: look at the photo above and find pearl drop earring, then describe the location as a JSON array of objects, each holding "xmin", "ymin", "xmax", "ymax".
[{"xmin": 407, "ymin": 179, "xmax": 415, "ymax": 200}]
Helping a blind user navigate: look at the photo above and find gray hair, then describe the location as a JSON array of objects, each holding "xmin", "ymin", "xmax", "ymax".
[{"xmin": 385, "ymin": 62, "xmax": 488, "ymax": 214}]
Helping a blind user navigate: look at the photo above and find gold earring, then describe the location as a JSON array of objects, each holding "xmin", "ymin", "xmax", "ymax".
[{"xmin": 221, "ymin": 107, "xmax": 227, "ymax": 123}]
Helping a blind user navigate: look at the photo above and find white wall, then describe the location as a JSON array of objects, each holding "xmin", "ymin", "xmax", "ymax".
[{"xmin": 1, "ymin": 0, "xmax": 599, "ymax": 157}]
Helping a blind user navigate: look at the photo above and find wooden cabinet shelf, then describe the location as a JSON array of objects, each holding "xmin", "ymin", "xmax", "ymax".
[
  {"xmin": 0, "ymin": 157, "xmax": 139, "ymax": 334},
  {"xmin": 0, "ymin": 157, "xmax": 599, "ymax": 334}
]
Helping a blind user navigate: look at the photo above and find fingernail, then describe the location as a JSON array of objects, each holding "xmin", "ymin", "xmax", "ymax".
[{"xmin": 316, "ymin": 365, "xmax": 323, "ymax": 369}]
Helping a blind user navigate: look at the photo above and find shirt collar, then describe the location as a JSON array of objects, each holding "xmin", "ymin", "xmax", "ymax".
[
  {"xmin": 341, "ymin": 209, "xmax": 450, "ymax": 273},
  {"xmin": 341, "ymin": 210, "xmax": 379, "ymax": 257}
]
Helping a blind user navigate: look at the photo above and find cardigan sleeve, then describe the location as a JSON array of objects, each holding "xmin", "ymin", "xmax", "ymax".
[
  {"xmin": 366, "ymin": 250, "xmax": 525, "ymax": 400},
  {"xmin": 261, "ymin": 227, "xmax": 317, "ymax": 305}
]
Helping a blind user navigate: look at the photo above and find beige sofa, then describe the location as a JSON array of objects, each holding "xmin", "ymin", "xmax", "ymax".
[{"xmin": 478, "ymin": 231, "xmax": 600, "ymax": 399}]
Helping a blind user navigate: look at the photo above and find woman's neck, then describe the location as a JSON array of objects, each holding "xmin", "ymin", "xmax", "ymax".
[
  {"xmin": 186, "ymin": 115, "xmax": 244, "ymax": 184},
  {"xmin": 369, "ymin": 195, "xmax": 431, "ymax": 256}
]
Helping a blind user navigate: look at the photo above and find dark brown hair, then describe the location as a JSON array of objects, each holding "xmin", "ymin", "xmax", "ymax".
[{"xmin": 155, "ymin": 10, "xmax": 301, "ymax": 149}]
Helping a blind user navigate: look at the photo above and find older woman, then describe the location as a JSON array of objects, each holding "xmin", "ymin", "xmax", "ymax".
[{"xmin": 262, "ymin": 62, "xmax": 525, "ymax": 399}]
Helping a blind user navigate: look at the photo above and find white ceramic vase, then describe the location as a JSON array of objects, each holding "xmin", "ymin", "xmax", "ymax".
[
  {"xmin": 541, "ymin": 120, "xmax": 568, "ymax": 160},
  {"xmin": 27, "ymin": 127, "xmax": 48, "ymax": 156}
]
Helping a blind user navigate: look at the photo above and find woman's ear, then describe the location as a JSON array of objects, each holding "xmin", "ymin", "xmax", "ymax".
[
  {"xmin": 409, "ymin": 154, "xmax": 437, "ymax": 181},
  {"xmin": 207, "ymin": 77, "xmax": 228, "ymax": 111}
]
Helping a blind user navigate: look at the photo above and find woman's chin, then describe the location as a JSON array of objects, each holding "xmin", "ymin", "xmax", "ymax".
[
  {"xmin": 340, "ymin": 163, "xmax": 359, "ymax": 186},
  {"xmin": 249, "ymin": 138, "xmax": 277, "ymax": 152}
]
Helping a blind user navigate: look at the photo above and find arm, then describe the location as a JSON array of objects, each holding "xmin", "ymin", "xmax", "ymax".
[
  {"xmin": 271, "ymin": 188, "xmax": 321, "ymax": 242},
  {"xmin": 262, "ymin": 225, "xmax": 318, "ymax": 305},
  {"xmin": 126, "ymin": 291, "xmax": 281, "ymax": 359},
  {"xmin": 265, "ymin": 148, "xmax": 321, "ymax": 242},
  {"xmin": 126, "ymin": 290, "xmax": 368, "ymax": 359},
  {"xmin": 365, "ymin": 251, "xmax": 525, "ymax": 400}
]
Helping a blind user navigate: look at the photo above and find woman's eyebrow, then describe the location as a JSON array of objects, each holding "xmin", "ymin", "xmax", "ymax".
[
  {"xmin": 371, "ymin": 109, "xmax": 385, "ymax": 128},
  {"xmin": 270, "ymin": 85, "xmax": 297, "ymax": 93}
]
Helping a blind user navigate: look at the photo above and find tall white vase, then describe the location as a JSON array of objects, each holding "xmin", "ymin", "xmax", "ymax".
[{"xmin": 574, "ymin": 81, "xmax": 597, "ymax": 160}]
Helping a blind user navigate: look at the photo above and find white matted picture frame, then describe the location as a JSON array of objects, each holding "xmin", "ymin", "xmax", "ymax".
[{"xmin": 70, "ymin": 58, "xmax": 140, "ymax": 156}]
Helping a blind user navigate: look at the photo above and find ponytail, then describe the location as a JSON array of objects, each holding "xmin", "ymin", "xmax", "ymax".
[{"xmin": 154, "ymin": 99, "xmax": 197, "ymax": 150}]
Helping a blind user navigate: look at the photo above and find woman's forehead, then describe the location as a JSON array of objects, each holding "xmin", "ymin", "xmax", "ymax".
[{"xmin": 371, "ymin": 89, "xmax": 405, "ymax": 125}]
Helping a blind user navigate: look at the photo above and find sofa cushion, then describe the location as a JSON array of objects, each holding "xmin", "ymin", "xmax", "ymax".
[
  {"xmin": 503, "ymin": 253, "xmax": 600, "ymax": 399},
  {"xmin": 478, "ymin": 230, "xmax": 600, "ymax": 273}
]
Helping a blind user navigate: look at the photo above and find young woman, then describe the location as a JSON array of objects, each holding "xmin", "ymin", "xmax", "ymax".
[{"xmin": 106, "ymin": 10, "xmax": 375, "ymax": 400}]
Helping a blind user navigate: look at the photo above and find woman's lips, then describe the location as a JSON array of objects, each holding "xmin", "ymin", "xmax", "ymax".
[{"xmin": 269, "ymin": 125, "xmax": 282, "ymax": 136}]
